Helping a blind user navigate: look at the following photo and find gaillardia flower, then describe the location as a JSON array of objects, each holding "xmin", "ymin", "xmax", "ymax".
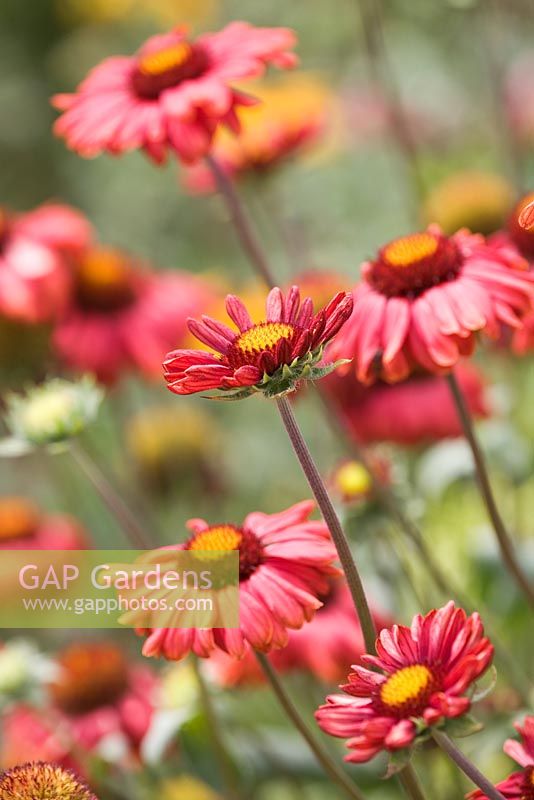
[
  {"xmin": 468, "ymin": 715, "xmax": 534, "ymax": 799},
  {"xmin": 316, "ymin": 602, "xmax": 493, "ymax": 764},
  {"xmin": 329, "ymin": 225, "xmax": 534, "ymax": 384},
  {"xmin": 52, "ymin": 23, "xmax": 297, "ymax": 164},
  {"xmin": 53, "ymin": 246, "xmax": 213, "ymax": 384},
  {"xmin": 140, "ymin": 500, "xmax": 339, "ymax": 660},
  {"xmin": 0, "ymin": 762, "xmax": 97, "ymax": 800},
  {"xmin": 0, "ymin": 497, "xmax": 88, "ymax": 550},
  {"xmin": 0, "ymin": 203, "xmax": 91, "ymax": 323},
  {"xmin": 164, "ymin": 286, "xmax": 353, "ymax": 398}
]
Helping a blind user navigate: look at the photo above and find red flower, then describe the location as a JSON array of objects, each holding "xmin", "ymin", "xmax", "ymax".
[
  {"xmin": 468, "ymin": 716, "xmax": 534, "ymax": 799},
  {"xmin": 323, "ymin": 362, "xmax": 490, "ymax": 446},
  {"xmin": 328, "ymin": 226, "xmax": 534, "ymax": 384},
  {"xmin": 53, "ymin": 246, "xmax": 213, "ymax": 384},
  {"xmin": 316, "ymin": 602, "xmax": 493, "ymax": 764},
  {"xmin": 0, "ymin": 204, "xmax": 91, "ymax": 323},
  {"xmin": 0, "ymin": 497, "xmax": 88, "ymax": 550},
  {"xmin": 164, "ymin": 286, "xmax": 353, "ymax": 398},
  {"xmin": 140, "ymin": 500, "xmax": 339, "ymax": 661},
  {"xmin": 52, "ymin": 23, "xmax": 297, "ymax": 165}
]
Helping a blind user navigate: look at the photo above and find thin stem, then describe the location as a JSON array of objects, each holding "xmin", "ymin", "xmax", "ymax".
[
  {"xmin": 447, "ymin": 371, "xmax": 534, "ymax": 606},
  {"xmin": 255, "ymin": 653, "xmax": 367, "ymax": 800},
  {"xmin": 398, "ymin": 767, "xmax": 428, "ymax": 800},
  {"xmin": 276, "ymin": 395, "xmax": 377, "ymax": 653},
  {"xmin": 206, "ymin": 154, "xmax": 277, "ymax": 287},
  {"xmin": 431, "ymin": 731, "xmax": 506, "ymax": 800},
  {"xmin": 192, "ymin": 658, "xmax": 243, "ymax": 800},
  {"xmin": 70, "ymin": 439, "xmax": 152, "ymax": 550}
]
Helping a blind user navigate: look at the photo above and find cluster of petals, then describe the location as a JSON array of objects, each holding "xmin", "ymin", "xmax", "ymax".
[
  {"xmin": 140, "ymin": 500, "xmax": 339, "ymax": 661},
  {"xmin": 164, "ymin": 285, "xmax": 353, "ymax": 396},
  {"xmin": 323, "ymin": 362, "xmax": 489, "ymax": 446},
  {"xmin": 315, "ymin": 602, "xmax": 493, "ymax": 763},
  {"xmin": 52, "ymin": 23, "xmax": 297, "ymax": 164},
  {"xmin": 0, "ymin": 203, "xmax": 91, "ymax": 323},
  {"xmin": 0, "ymin": 497, "xmax": 88, "ymax": 551},
  {"xmin": 468, "ymin": 716, "xmax": 534, "ymax": 799},
  {"xmin": 328, "ymin": 225, "xmax": 534, "ymax": 384}
]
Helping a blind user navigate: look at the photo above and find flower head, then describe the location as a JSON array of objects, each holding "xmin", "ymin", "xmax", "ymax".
[
  {"xmin": 329, "ymin": 225, "xmax": 534, "ymax": 384},
  {"xmin": 468, "ymin": 716, "xmax": 534, "ymax": 800},
  {"xmin": 52, "ymin": 22, "xmax": 297, "ymax": 164},
  {"xmin": 0, "ymin": 762, "xmax": 97, "ymax": 800},
  {"xmin": 424, "ymin": 171, "xmax": 514, "ymax": 236},
  {"xmin": 4, "ymin": 377, "xmax": 102, "ymax": 449},
  {"xmin": 316, "ymin": 602, "xmax": 493, "ymax": 764},
  {"xmin": 164, "ymin": 285, "xmax": 353, "ymax": 398},
  {"xmin": 0, "ymin": 497, "xmax": 88, "ymax": 549},
  {"xmin": 0, "ymin": 203, "xmax": 91, "ymax": 323},
  {"xmin": 140, "ymin": 500, "xmax": 339, "ymax": 661},
  {"xmin": 52, "ymin": 246, "xmax": 214, "ymax": 384},
  {"xmin": 324, "ymin": 363, "xmax": 490, "ymax": 446}
]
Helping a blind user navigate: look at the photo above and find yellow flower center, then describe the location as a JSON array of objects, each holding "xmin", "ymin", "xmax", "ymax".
[
  {"xmin": 0, "ymin": 762, "xmax": 94, "ymax": 800},
  {"xmin": 0, "ymin": 497, "xmax": 40, "ymax": 542},
  {"xmin": 335, "ymin": 461, "xmax": 372, "ymax": 499},
  {"xmin": 139, "ymin": 42, "xmax": 193, "ymax": 77},
  {"xmin": 76, "ymin": 248, "xmax": 135, "ymax": 311},
  {"xmin": 383, "ymin": 233, "xmax": 439, "ymax": 268},
  {"xmin": 188, "ymin": 525, "xmax": 243, "ymax": 560},
  {"xmin": 236, "ymin": 322, "xmax": 294, "ymax": 356},
  {"xmin": 380, "ymin": 664, "xmax": 434, "ymax": 710}
]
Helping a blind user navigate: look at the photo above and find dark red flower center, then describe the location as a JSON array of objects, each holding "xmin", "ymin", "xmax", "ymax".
[
  {"xmin": 366, "ymin": 232, "xmax": 463, "ymax": 298},
  {"xmin": 185, "ymin": 524, "xmax": 264, "ymax": 581},
  {"xmin": 50, "ymin": 642, "xmax": 129, "ymax": 714},
  {"xmin": 521, "ymin": 766, "xmax": 534, "ymax": 800},
  {"xmin": 132, "ymin": 40, "xmax": 209, "ymax": 100},
  {"xmin": 374, "ymin": 663, "xmax": 441, "ymax": 719},
  {"xmin": 0, "ymin": 497, "xmax": 40, "ymax": 542},
  {"xmin": 509, "ymin": 193, "xmax": 534, "ymax": 259},
  {"xmin": 225, "ymin": 321, "xmax": 299, "ymax": 371},
  {"xmin": 74, "ymin": 248, "xmax": 137, "ymax": 312}
]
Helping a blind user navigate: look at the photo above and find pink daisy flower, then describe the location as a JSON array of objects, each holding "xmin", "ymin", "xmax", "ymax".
[
  {"xmin": 140, "ymin": 500, "xmax": 339, "ymax": 661},
  {"xmin": 328, "ymin": 226, "xmax": 534, "ymax": 384},
  {"xmin": 164, "ymin": 285, "xmax": 353, "ymax": 398},
  {"xmin": 468, "ymin": 716, "xmax": 534, "ymax": 800},
  {"xmin": 53, "ymin": 246, "xmax": 213, "ymax": 384},
  {"xmin": 0, "ymin": 204, "xmax": 91, "ymax": 323},
  {"xmin": 52, "ymin": 23, "xmax": 297, "ymax": 165},
  {"xmin": 207, "ymin": 581, "xmax": 391, "ymax": 687},
  {"xmin": 315, "ymin": 602, "xmax": 494, "ymax": 764},
  {"xmin": 0, "ymin": 497, "xmax": 88, "ymax": 550},
  {"xmin": 1, "ymin": 643, "xmax": 157, "ymax": 772},
  {"xmin": 323, "ymin": 362, "xmax": 490, "ymax": 446}
]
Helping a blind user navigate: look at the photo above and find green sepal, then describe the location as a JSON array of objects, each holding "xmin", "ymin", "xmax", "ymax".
[
  {"xmin": 470, "ymin": 666, "xmax": 497, "ymax": 704},
  {"xmin": 443, "ymin": 714, "xmax": 483, "ymax": 739},
  {"xmin": 384, "ymin": 746, "xmax": 414, "ymax": 778}
]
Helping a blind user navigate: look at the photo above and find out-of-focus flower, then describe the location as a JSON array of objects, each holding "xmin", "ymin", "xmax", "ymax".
[
  {"xmin": 0, "ymin": 641, "xmax": 58, "ymax": 706},
  {"xmin": 52, "ymin": 23, "xmax": 297, "ymax": 165},
  {"xmin": 519, "ymin": 200, "xmax": 534, "ymax": 233},
  {"xmin": 505, "ymin": 52, "xmax": 534, "ymax": 147},
  {"xmin": 208, "ymin": 581, "xmax": 391, "ymax": 687},
  {"xmin": 164, "ymin": 285, "xmax": 353, "ymax": 399},
  {"xmin": 329, "ymin": 226, "xmax": 534, "ymax": 384},
  {"xmin": 184, "ymin": 74, "xmax": 332, "ymax": 191},
  {"xmin": 424, "ymin": 172, "xmax": 514, "ymax": 236},
  {"xmin": 331, "ymin": 460, "xmax": 373, "ymax": 504},
  {"xmin": 0, "ymin": 204, "xmax": 91, "ymax": 323},
  {"xmin": 468, "ymin": 716, "xmax": 534, "ymax": 799},
  {"xmin": 2, "ymin": 377, "xmax": 102, "ymax": 451},
  {"xmin": 0, "ymin": 497, "xmax": 88, "ymax": 549},
  {"xmin": 57, "ymin": 0, "xmax": 217, "ymax": 28},
  {"xmin": 316, "ymin": 602, "xmax": 493, "ymax": 765},
  {"xmin": 161, "ymin": 774, "xmax": 220, "ymax": 800},
  {"xmin": 125, "ymin": 405, "xmax": 221, "ymax": 494},
  {"xmin": 2, "ymin": 642, "xmax": 157, "ymax": 770},
  {"xmin": 52, "ymin": 247, "xmax": 213, "ymax": 384},
  {"xmin": 140, "ymin": 500, "xmax": 339, "ymax": 661},
  {"xmin": 289, "ymin": 269, "xmax": 349, "ymax": 311},
  {"xmin": 141, "ymin": 662, "xmax": 198, "ymax": 763},
  {"xmin": 323, "ymin": 363, "xmax": 489, "ymax": 446},
  {"xmin": 0, "ymin": 762, "xmax": 97, "ymax": 800}
]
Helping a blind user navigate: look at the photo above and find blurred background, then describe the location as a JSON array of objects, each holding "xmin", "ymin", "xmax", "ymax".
[{"xmin": 0, "ymin": 1, "xmax": 533, "ymax": 798}]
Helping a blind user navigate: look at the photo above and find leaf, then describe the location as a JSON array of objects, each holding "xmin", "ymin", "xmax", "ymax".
[
  {"xmin": 201, "ymin": 387, "xmax": 256, "ymax": 402},
  {"xmin": 471, "ymin": 666, "xmax": 497, "ymax": 703},
  {"xmin": 384, "ymin": 747, "xmax": 414, "ymax": 778},
  {"xmin": 444, "ymin": 714, "xmax": 483, "ymax": 739}
]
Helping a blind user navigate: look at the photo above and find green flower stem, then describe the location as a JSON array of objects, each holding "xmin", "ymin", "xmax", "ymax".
[
  {"xmin": 431, "ymin": 730, "xmax": 506, "ymax": 800},
  {"xmin": 397, "ymin": 767, "xmax": 428, "ymax": 800},
  {"xmin": 192, "ymin": 658, "xmax": 243, "ymax": 800},
  {"xmin": 256, "ymin": 653, "xmax": 367, "ymax": 800},
  {"xmin": 206, "ymin": 154, "xmax": 277, "ymax": 287},
  {"xmin": 276, "ymin": 395, "xmax": 377, "ymax": 653},
  {"xmin": 447, "ymin": 371, "xmax": 534, "ymax": 606},
  {"xmin": 70, "ymin": 439, "xmax": 152, "ymax": 550}
]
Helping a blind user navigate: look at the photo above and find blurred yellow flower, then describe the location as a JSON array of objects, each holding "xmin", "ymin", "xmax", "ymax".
[
  {"xmin": 161, "ymin": 775, "xmax": 220, "ymax": 800},
  {"xmin": 57, "ymin": 0, "xmax": 217, "ymax": 27},
  {"xmin": 333, "ymin": 460, "xmax": 373, "ymax": 501},
  {"xmin": 424, "ymin": 171, "xmax": 514, "ymax": 235}
]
